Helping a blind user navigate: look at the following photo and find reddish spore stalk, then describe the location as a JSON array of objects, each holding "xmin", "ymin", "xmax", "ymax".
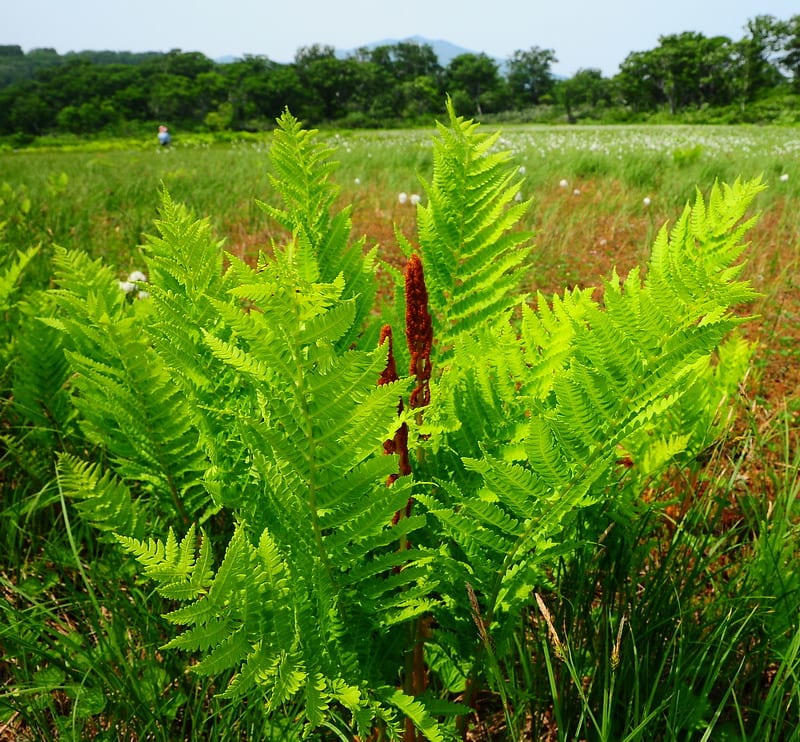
[
  {"xmin": 404, "ymin": 254, "xmax": 432, "ymax": 410},
  {"xmin": 378, "ymin": 256, "xmax": 434, "ymax": 521},
  {"xmin": 378, "ymin": 324, "xmax": 399, "ymax": 388},
  {"xmin": 378, "ymin": 325, "xmax": 411, "ymax": 486}
]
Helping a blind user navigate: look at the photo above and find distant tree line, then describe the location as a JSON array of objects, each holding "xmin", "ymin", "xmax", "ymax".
[{"xmin": 1, "ymin": 13, "xmax": 798, "ymax": 140}]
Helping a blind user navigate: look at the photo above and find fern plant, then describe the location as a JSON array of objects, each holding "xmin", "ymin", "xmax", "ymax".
[
  {"xmin": 0, "ymin": 199, "xmax": 74, "ymax": 490},
  {"xmin": 0, "ymin": 192, "xmax": 41, "ymax": 385},
  {"xmin": 413, "ymin": 179, "xmax": 761, "ymax": 722},
  {"xmin": 49, "ymin": 103, "xmax": 762, "ymax": 740}
]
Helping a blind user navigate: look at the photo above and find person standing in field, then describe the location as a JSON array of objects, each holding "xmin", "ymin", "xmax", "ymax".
[{"xmin": 158, "ymin": 125, "xmax": 171, "ymax": 146}]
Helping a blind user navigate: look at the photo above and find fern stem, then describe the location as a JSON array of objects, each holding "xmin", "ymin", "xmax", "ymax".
[
  {"xmin": 295, "ymin": 313, "xmax": 335, "ymax": 584},
  {"xmin": 304, "ymin": 409, "xmax": 333, "ymax": 581},
  {"xmin": 164, "ymin": 469, "xmax": 190, "ymax": 525}
]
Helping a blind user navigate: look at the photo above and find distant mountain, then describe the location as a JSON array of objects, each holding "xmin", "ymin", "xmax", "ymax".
[
  {"xmin": 216, "ymin": 37, "xmax": 511, "ymax": 71},
  {"xmin": 337, "ymin": 35, "xmax": 506, "ymax": 70}
]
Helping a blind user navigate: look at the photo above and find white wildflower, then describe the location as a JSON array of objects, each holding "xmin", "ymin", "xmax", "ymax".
[
  {"xmin": 127, "ymin": 270, "xmax": 148, "ymax": 283},
  {"xmin": 643, "ymin": 196, "xmax": 651, "ymax": 207},
  {"xmin": 518, "ymin": 165, "xmax": 527, "ymax": 175},
  {"xmin": 119, "ymin": 280, "xmax": 135, "ymax": 293},
  {"xmin": 573, "ymin": 188, "xmax": 581, "ymax": 196},
  {"xmin": 779, "ymin": 173, "xmax": 789, "ymax": 182},
  {"xmin": 137, "ymin": 290, "xmax": 150, "ymax": 300},
  {"xmin": 354, "ymin": 177, "xmax": 361, "ymax": 185},
  {"xmin": 410, "ymin": 193, "xmax": 421, "ymax": 205},
  {"xmin": 559, "ymin": 179, "xmax": 569, "ymax": 188},
  {"xmin": 398, "ymin": 192, "xmax": 408, "ymax": 204},
  {"xmin": 514, "ymin": 191, "xmax": 523, "ymax": 202}
]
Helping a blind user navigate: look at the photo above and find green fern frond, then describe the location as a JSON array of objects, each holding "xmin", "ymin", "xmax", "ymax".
[
  {"xmin": 260, "ymin": 109, "xmax": 379, "ymax": 349},
  {"xmin": 116, "ymin": 533, "xmax": 170, "ymax": 573},
  {"xmin": 193, "ymin": 627, "xmax": 252, "ymax": 676},
  {"xmin": 142, "ymin": 189, "xmax": 237, "ymax": 391},
  {"xmin": 162, "ymin": 614, "xmax": 236, "ymax": 652},
  {"xmin": 117, "ymin": 525, "xmax": 201, "ymax": 584},
  {"xmin": 56, "ymin": 453, "xmax": 141, "ymax": 537},
  {"xmin": 50, "ymin": 248, "xmax": 210, "ymax": 524},
  {"xmin": 0, "ymin": 245, "xmax": 39, "ymax": 312},
  {"xmin": 415, "ymin": 100, "xmax": 533, "ymax": 354},
  {"xmin": 646, "ymin": 178, "xmax": 763, "ymax": 327},
  {"xmin": 265, "ymin": 651, "xmax": 308, "ymax": 710},
  {"xmin": 383, "ymin": 687, "xmax": 447, "ymax": 742},
  {"xmin": 146, "ymin": 187, "xmax": 230, "ymax": 301},
  {"xmin": 11, "ymin": 292, "xmax": 74, "ymax": 441}
]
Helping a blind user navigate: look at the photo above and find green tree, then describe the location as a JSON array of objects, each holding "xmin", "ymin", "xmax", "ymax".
[
  {"xmin": 349, "ymin": 59, "xmax": 398, "ymax": 120},
  {"xmin": 111, "ymin": 70, "xmax": 151, "ymax": 122},
  {"xmin": 56, "ymin": 98, "xmax": 119, "ymax": 133},
  {"xmin": 148, "ymin": 73, "xmax": 200, "ymax": 122},
  {"xmin": 355, "ymin": 42, "xmax": 443, "ymax": 120},
  {"xmin": 654, "ymin": 33, "xmax": 726, "ymax": 113},
  {"xmin": 400, "ymin": 75, "xmax": 443, "ymax": 118},
  {"xmin": 445, "ymin": 53, "xmax": 505, "ymax": 115},
  {"xmin": 781, "ymin": 14, "xmax": 800, "ymax": 89},
  {"xmin": 194, "ymin": 69, "xmax": 228, "ymax": 119},
  {"xmin": 392, "ymin": 41, "xmax": 442, "ymax": 81},
  {"xmin": 506, "ymin": 46, "xmax": 557, "ymax": 107},
  {"xmin": 259, "ymin": 65, "xmax": 307, "ymax": 120},
  {"xmin": 7, "ymin": 85, "xmax": 54, "ymax": 134},
  {"xmin": 158, "ymin": 49, "xmax": 215, "ymax": 79},
  {"xmin": 615, "ymin": 50, "xmax": 661, "ymax": 113},
  {"xmin": 204, "ymin": 101, "xmax": 234, "ymax": 131},
  {"xmin": 558, "ymin": 68, "xmax": 613, "ymax": 122},
  {"xmin": 220, "ymin": 56, "xmax": 273, "ymax": 125},
  {"xmin": 734, "ymin": 15, "xmax": 788, "ymax": 105},
  {"xmin": 615, "ymin": 32, "xmax": 738, "ymax": 114},
  {"xmin": 294, "ymin": 45, "xmax": 362, "ymax": 121}
]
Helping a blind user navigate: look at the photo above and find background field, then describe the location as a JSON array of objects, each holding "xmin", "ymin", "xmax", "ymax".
[{"xmin": 3, "ymin": 124, "xmax": 799, "ymax": 412}]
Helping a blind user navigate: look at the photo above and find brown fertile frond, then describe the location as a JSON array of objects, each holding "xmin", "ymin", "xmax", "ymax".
[
  {"xmin": 378, "ymin": 324, "xmax": 412, "ymax": 486},
  {"xmin": 378, "ymin": 324, "xmax": 399, "ymax": 387},
  {"xmin": 405, "ymin": 254, "xmax": 433, "ymax": 410}
]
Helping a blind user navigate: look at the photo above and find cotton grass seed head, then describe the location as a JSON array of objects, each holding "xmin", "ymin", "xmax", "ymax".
[
  {"xmin": 780, "ymin": 173, "xmax": 789, "ymax": 182},
  {"xmin": 120, "ymin": 270, "xmax": 148, "ymax": 296},
  {"xmin": 398, "ymin": 192, "xmax": 408, "ymax": 204}
]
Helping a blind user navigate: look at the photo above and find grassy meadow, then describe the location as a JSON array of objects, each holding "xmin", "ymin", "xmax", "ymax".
[
  {"xmin": 3, "ymin": 124, "xmax": 799, "ymax": 410},
  {"xmin": 2, "ymin": 122, "xmax": 800, "ymax": 740}
]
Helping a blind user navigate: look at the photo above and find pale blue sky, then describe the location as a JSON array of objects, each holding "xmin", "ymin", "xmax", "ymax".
[{"xmin": 4, "ymin": 0, "xmax": 797, "ymax": 76}]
